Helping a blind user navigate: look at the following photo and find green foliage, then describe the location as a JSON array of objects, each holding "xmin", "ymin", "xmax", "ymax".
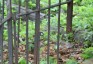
[
  {"xmin": 40, "ymin": 57, "xmax": 57, "ymax": 64},
  {"xmin": 81, "ymin": 0, "xmax": 93, "ymax": 6},
  {"xmin": 72, "ymin": 0, "xmax": 93, "ymax": 46},
  {"xmin": 62, "ymin": 33, "xmax": 74, "ymax": 42},
  {"xmin": 2, "ymin": 0, "xmax": 93, "ymax": 46},
  {"xmin": 3, "ymin": 30, "xmax": 8, "ymax": 41},
  {"xmin": 18, "ymin": 57, "xmax": 31, "ymax": 64},
  {"xmin": 66, "ymin": 59, "xmax": 78, "ymax": 64},
  {"xmin": 18, "ymin": 57, "xmax": 26, "ymax": 64},
  {"xmin": 28, "ymin": 43, "xmax": 34, "ymax": 53},
  {"xmin": 74, "ymin": 0, "xmax": 82, "ymax": 5},
  {"xmin": 73, "ymin": 30, "xmax": 93, "ymax": 47},
  {"xmin": 81, "ymin": 47, "xmax": 93, "ymax": 59}
]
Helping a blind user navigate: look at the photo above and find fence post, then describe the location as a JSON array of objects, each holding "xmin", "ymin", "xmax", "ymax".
[
  {"xmin": 0, "ymin": 19, "xmax": 3, "ymax": 64},
  {"xmin": 7, "ymin": 0, "xmax": 13, "ymax": 64},
  {"xmin": 0, "ymin": 0, "xmax": 4, "ymax": 63},
  {"xmin": 66, "ymin": 0, "xmax": 73, "ymax": 33},
  {"xmin": 34, "ymin": 0, "xmax": 40, "ymax": 64}
]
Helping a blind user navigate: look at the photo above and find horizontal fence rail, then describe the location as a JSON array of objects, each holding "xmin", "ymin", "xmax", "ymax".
[
  {"xmin": 0, "ymin": 0, "xmax": 73, "ymax": 64},
  {"xmin": 0, "ymin": 0, "xmax": 72, "ymax": 26}
]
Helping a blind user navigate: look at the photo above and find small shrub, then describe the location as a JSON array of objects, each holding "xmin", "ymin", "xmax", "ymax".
[
  {"xmin": 81, "ymin": 47, "xmax": 93, "ymax": 59},
  {"xmin": 66, "ymin": 59, "xmax": 78, "ymax": 64},
  {"xmin": 18, "ymin": 57, "xmax": 26, "ymax": 64}
]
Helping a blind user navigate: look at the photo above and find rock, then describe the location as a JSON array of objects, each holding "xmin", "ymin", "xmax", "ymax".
[
  {"xmin": 60, "ymin": 41, "xmax": 73, "ymax": 49},
  {"xmin": 59, "ymin": 41, "xmax": 74, "ymax": 55},
  {"xmin": 81, "ymin": 58, "xmax": 93, "ymax": 64},
  {"xmin": 12, "ymin": 4, "xmax": 46, "ymax": 21},
  {"xmin": 73, "ymin": 30, "xmax": 85, "ymax": 43}
]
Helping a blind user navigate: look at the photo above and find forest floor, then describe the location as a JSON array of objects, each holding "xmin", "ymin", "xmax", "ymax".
[{"xmin": 3, "ymin": 41, "xmax": 86, "ymax": 64}]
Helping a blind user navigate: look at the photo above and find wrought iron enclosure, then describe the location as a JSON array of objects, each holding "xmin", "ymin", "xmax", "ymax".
[{"xmin": 0, "ymin": 0, "xmax": 73, "ymax": 64}]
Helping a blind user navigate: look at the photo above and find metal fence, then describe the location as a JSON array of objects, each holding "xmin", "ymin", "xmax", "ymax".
[{"xmin": 0, "ymin": 0, "xmax": 73, "ymax": 64}]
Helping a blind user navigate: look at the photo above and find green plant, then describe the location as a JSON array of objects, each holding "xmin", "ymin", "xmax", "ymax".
[
  {"xmin": 18, "ymin": 57, "xmax": 26, "ymax": 64},
  {"xmin": 66, "ymin": 59, "xmax": 78, "ymax": 64},
  {"xmin": 81, "ymin": 47, "xmax": 93, "ymax": 59},
  {"xmin": 74, "ymin": 0, "xmax": 82, "ymax": 5},
  {"xmin": 18, "ymin": 57, "xmax": 31, "ymax": 64},
  {"xmin": 62, "ymin": 33, "xmax": 74, "ymax": 42},
  {"xmin": 40, "ymin": 57, "xmax": 57, "ymax": 64}
]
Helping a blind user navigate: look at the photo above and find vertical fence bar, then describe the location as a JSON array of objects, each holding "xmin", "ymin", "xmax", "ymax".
[
  {"xmin": 0, "ymin": 25, "xmax": 3, "ymax": 64},
  {"xmin": 47, "ymin": 0, "xmax": 51, "ymax": 64},
  {"xmin": 14, "ymin": 14, "xmax": 18, "ymax": 64},
  {"xmin": 0, "ymin": 0, "xmax": 4, "ymax": 64},
  {"xmin": 17, "ymin": 0, "xmax": 21, "ymax": 47},
  {"xmin": 34, "ymin": 0, "xmax": 40, "ymax": 64},
  {"xmin": 7, "ymin": 0, "xmax": 13, "ymax": 64},
  {"xmin": 0, "ymin": 0, "xmax": 73, "ymax": 64},
  {"xmin": 57, "ymin": 0, "xmax": 61, "ymax": 64},
  {"xmin": 25, "ymin": 0, "xmax": 29, "ymax": 64},
  {"xmin": 66, "ymin": 0, "xmax": 73, "ymax": 33}
]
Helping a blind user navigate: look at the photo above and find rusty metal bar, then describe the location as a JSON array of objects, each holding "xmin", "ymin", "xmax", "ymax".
[
  {"xmin": 47, "ymin": 0, "xmax": 51, "ymax": 64},
  {"xmin": 0, "ymin": 0, "xmax": 73, "ymax": 64},
  {"xmin": 0, "ymin": 21, "xmax": 3, "ymax": 64},
  {"xmin": 66, "ymin": 0, "xmax": 73, "ymax": 33},
  {"xmin": 0, "ymin": 0, "xmax": 4, "ymax": 64},
  {"xmin": 0, "ymin": 23, "xmax": 3, "ymax": 64},
  {"xmin": 0, "ymin": 26, "xmax": 3, "ymax": 64},
  {"xmin": 0, "ymin": 0, "xmax": 72, "ymax": 26},
  {"xmin": 25, "ymin": 0, "xmax": 29, "ymax": 64},
  {"xmin": 57, "ymin": 0, "xmax": 61, "ymax": 64},
  {"xmin": 13, "ymin": 14, "xmax": 18, "ymax": 64},
  {"xmin": 18, "ymin": 0, "xmax": 72, "ymax": 16},
  {"xmin": 34, "ymin": 0, "xmax": 40, "ymax": 64},
  {"xmin": 0, "ymin": 15, "xmax": 12, "ymax": 26},
  {"xmin": 7, "ymin": 0, "xmax": 13, "ymax": 64},
  {"xmin": 17, "ymin": 0, "xmax": 21, "ymax": 47}
]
